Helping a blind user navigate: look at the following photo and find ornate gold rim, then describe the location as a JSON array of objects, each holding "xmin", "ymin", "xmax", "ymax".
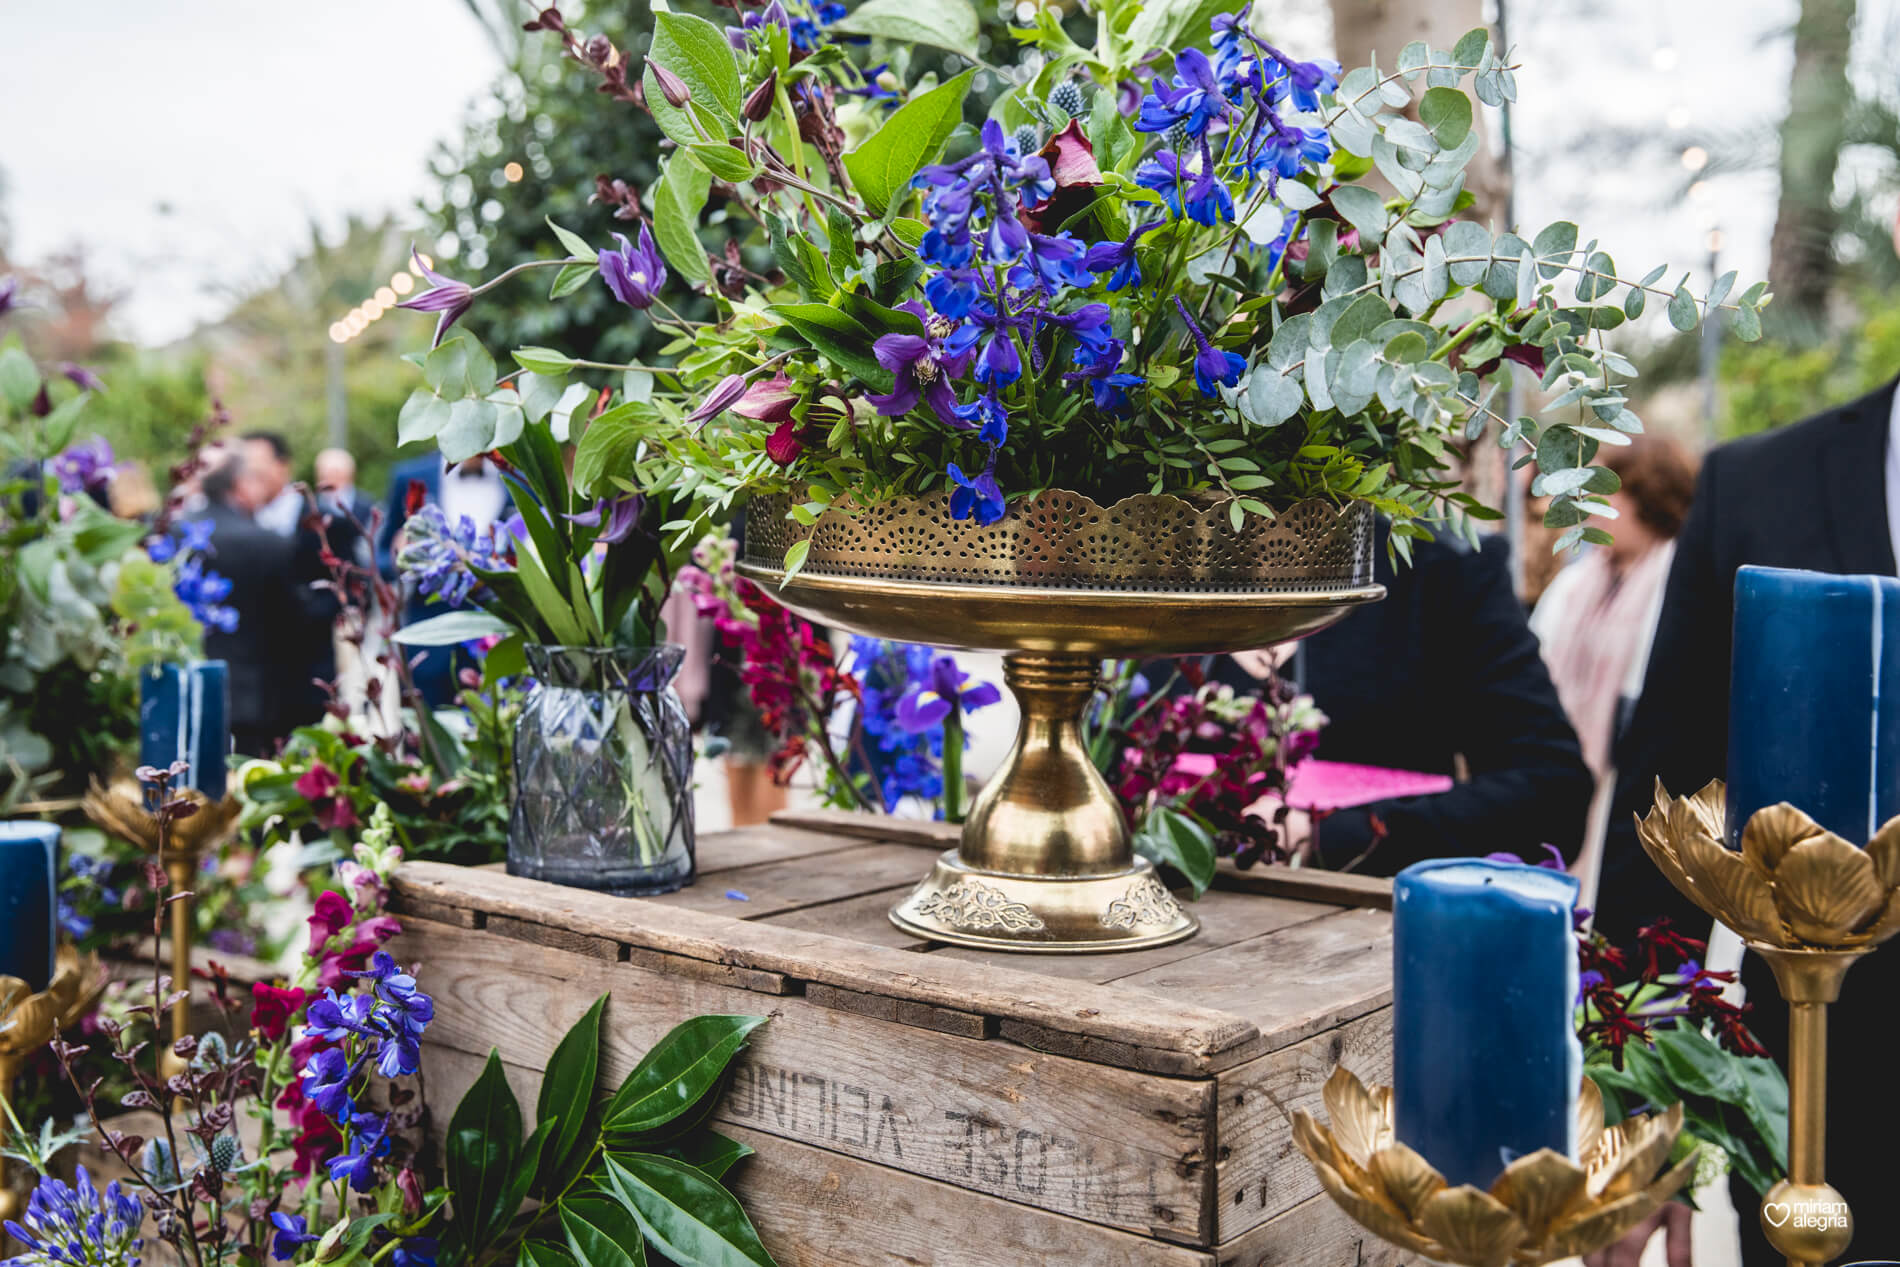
[{"xmin": 744, "ymin": 489, "xmax": 1376, "ymax": 594}]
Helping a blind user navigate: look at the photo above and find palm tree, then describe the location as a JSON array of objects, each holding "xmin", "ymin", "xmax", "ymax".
[{"xmin": 1768, "ymin": 0, "xmax": 1859, "ymax": 324}]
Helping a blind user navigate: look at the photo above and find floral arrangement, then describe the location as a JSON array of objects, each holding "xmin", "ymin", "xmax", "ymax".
[
  {"xmin": 5, "ymin": 765, "xmax": 776, "ymax": 1267},
  {"xmin": 0, "ymin": 317, "xmax": 224, "ymax": 801},
  {"xmin": 392, "ymin": 0, "xmax": 1765, "ymax": 570},
  {"xmin": 679, "ymin": 533, "xmax": 1000, "ymax": 816},
  {"xmin": 1100, "ymin": 660, "xmax": 1326, "ymax": 891}
]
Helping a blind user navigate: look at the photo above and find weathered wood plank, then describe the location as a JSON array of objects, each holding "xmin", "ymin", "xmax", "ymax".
[
  {"xmin": 661, "ymin": 842, "xmax": 933, "ymax": 919},
  {"xmin": 392, "ymin": 862, "xmax": 1262, "ymax": 1073},
  {"xmin": 1213, "ymin": 1189, "xmax": 1403, "ymax": 1267},
  {"xmin": 1213, "ymin": 1009, "xmax": 1393, "ymax": 1243},
  {"xmin": 422, "ymin": 1045, "xmax": 1218, "ymax": 1266},
  {"xmin": 389, "ymin": 893, "xmax": 484, "ymax": 927},
  {"xmin": 805, "ymin": 981, "xmax": 993, "ymax": 1040},
  {"xmin": 697, "ymin": 823, "xmax": 879, "ymax": 873},
  {"xmin": 1213, "ymin": 863, "xmax": 1393, "ymax": 911},
  {"xmin": 485, "ymin": 913, "xmax": 620, "ymax": 960},
  {"xmin": 400, "ymin": 919, "xmax": 1220, "ymax": 1242},
  {"xmin": 928, "ymin": 891, "xmax": 1338, "ymax": 984},
  {"xmin": 758, "ymin": 887, "xmax": 931, "ymax": 952},
  {"xmin": 623, "ymin": 945, "xmax": 796, "ymax": 995},
  {"xmin": 1113, "ymin": 907, "xmax": 1392, "ymax": 1053},
  {"xmin": 769, "ymin": 807, "xmax": 957, "ymax": 851}
]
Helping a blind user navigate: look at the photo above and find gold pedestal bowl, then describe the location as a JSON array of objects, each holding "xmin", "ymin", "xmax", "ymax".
[{"xmin": 738, "ymin": 490, "xmax": 1383, "ymax": 952}]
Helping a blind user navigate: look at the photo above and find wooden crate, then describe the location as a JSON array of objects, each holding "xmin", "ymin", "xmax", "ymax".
[{"xmin": 392, "ymin": 809, "xmax": 1399, "ymax": 1267}]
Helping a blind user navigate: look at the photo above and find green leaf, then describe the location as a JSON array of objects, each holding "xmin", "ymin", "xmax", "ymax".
[
  {"xmin": 0, "ymin": 345, "xmax": 39, "ymax": 412},
  {"xmin": 391, "ymin": 609, "xmax": 517, "ymax": 647},
  {"xmin": 1668, "ymin": 284, "xmax": 1699, "ymax": 332},
  {"xmin": 1132, "ymin": 807, "xmax": 1216, "ymax": 897},
  {"xmin": 448, "ymin": 1051, "xmax": 524, "ymax": 1249},
  {"xmin": 425, "ymin": 331, "xmax": 498, "ymax": 399},
  {"xmin": 1453, "ymin": 27, "xmax": 1491, "ymax": 67},
  {"xmin": 515, "ymin": 347, "xmax": 576, "ymax": 376},
  {"xmin": 830, "ymin": 0, "xmax": 979, "ymax": 59},
  {"xmin": 546, "ymin": 218, "xmax": 598, "ymax": 262},
  {"xmin": 438, "ymin": 398, "xmax": 502, "ymax": 464},
  {"xmin": 550, "ymin": 261, "xmax": 596, "ymax": 299},
  {"xmin": 538, "ymin": 996, "xmax": 608, "ymax": 1189},
  {"xmin": 652, "ymin": 155, "xmax": 713, "ymax": 288},
  {"xmin": 603, "ymin": 1154, "xmax": 775, "ymax": 1267},
  {"xmin": 572, "ymin": 401, "xmax": 657, "ymax": 498},
  {"xmin": 520, "ymin": 1242, "xmax": 580, "ymax": 1267},
  {"xmin": 843, "ymin": 69, "xmax": 976, "ymax": 217},
  {"xmin": 643, "ymin": 12, "xmax": 743, "ymax": 146},
  {"xmin": 1418, "ymin": 86, "xmax": 1472, "ymax": 148},
  {"xmin": 603, "ymin": 1015, "xmax": 768, "ymax": 1138},
  {"xmin": 498, "ymin": 1118, "xmax": 555, "ymax": 1238},
  {"xmin": 681, "ymin": 1131, "xmax": 755, "ymax": 1182},
  {"xmin": 689, "ymin": 142, "xmax": 760, "ymax": 184},
  {"xmin": 396, "ymin": 392, "xmax": 451, "ymax": 447},
  {"xmin": 1090, "ymin": 86, "xmax": 1140, "ymax": 175},
  {"xmin": 559, "ymin": 1196, "xmax": 648, "ymax": 1267},
  {"xmin": 514, "ymin": 544, "xmax": 589, "ymax": 647},
  {"xmin": 767, "ymin": 304, "xmax": 892, "ymax": 389},
  {"xmin": 1328, "ymin": 185, "xmax": 1387, "ymax": 245},
  {"xmin": 782, "ymin": 537, "xmax": 811, "ymax": 581},
  {"xmin": 484, "ymin": 633, "xmax": 527, "ymax": 691}
]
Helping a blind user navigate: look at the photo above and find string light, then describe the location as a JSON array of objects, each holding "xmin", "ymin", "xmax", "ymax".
[
  {"xmin": 374, "ymin": 286, "xmax": 397, "ymax": 307},
  {"xmin": 328, "ymin": 322, "xmax": 348, "ymax": 344},
  {"xmin": 391, "ymin": 272, "xmax": 414, "ymax": 294},
  {"xmin": 329, "ymin": 258, "xmax": 434, "ymax": 343},
  {"xmin": 1680, "ymin": 146, "xmax": 1709, "ymax": 173},
  {"xmin": 503, "ymin": 161, "xmax": 524, "ymax": 182}
]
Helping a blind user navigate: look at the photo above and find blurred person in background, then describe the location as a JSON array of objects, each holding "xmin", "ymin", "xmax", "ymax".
[
  {"xmin": 191, "ymin": 449, "xmax": 326, "ymax": 755},
  {"xmin": 1530, "ymin": 436, "xmax": 1696, "ymax": 912},
  {"xmin": 241, "ymin": 430, "xmax": 302, "ymax": 538},
  {"xmin": 314, "ymin": 446, "xmax": 374, "ymax": 569}
]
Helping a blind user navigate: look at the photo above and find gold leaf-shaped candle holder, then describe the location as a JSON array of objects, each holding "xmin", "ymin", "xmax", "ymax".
[
  {"xmin": 1635, "ymin": 780, "xmax": 1894, "ymax": 1266},
  {"xmin": 1, "ymin": 947, "xmax": 110, "ymax": 1223},
  {"xmin": 1293, "ymin": 1068, "xmax": 1696, "ymax": 1267}
]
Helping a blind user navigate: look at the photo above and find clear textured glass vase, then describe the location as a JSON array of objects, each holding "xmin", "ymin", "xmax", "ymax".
[{"xmin": 509, "ymin": 644, "xmax": 695, "ymax": 895}]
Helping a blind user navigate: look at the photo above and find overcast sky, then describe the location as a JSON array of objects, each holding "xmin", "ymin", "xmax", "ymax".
[{"xmin": 5, "ymin": 0, "xmax": 1897, "ymax": 347}]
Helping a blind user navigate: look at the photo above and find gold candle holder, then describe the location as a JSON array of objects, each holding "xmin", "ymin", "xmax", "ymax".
[
  {"xmin": 0, "ymin": 949, "xmax": 110, "ymax": 1226},
  {"xmin": 1292, "ymin": 1068, "xmax": 1697, "ymax": 1266},
  {"xmin": 83, "ymin": 777, "xmax": 241, "ymax": 1078},
  {"xmin": 1635, "ymin": 779, "xmax": 1900, "ymax": 1267}
]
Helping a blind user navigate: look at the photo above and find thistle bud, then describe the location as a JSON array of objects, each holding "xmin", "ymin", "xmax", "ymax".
[
  {"xmin": 743, "ymin": 72, "xmax": 778, "ymax": 123},
  {"xmin": 649, "ymin": 60, "xmax": 692, "ymax": 108},
  {"xmin": 1047, "ymin": 80, "xmax": 1085, "ymax": 120}
]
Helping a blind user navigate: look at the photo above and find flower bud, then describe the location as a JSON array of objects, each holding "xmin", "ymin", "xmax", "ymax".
[
  {"xmin": 584, "ymin": 33, "xmax": 613, "ymax": 64},
  {"xmin": 649, "ymin": 60, "xmax": 692, "ymax": 108},
  {"xmin": 743, "ymin": 72, "xmax": 778, "ymax": 123}
]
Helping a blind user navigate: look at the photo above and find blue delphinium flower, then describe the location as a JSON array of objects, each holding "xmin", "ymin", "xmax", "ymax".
[
  {"xmin": 952, "ymin": 393, "xmax": 1009, "ymax": 447},
  {"xmin": 849, "ymin": 639, "xmax": 945, "ymax": 812},
  {"xmin": 270, "ymin": 1212, "xmax": 320, "ymax": 1262},
  {"xmin": 3, "ymin": 1167, "xmax": 145, "ymax": 1267},
  {"xmin": 1174, "ymin": 298, "xmax": 1247, "ymax": 397},
  {"xmin": 392, "ymin": 1237, "xmax": 440, "ymax": 1267},
  {"xmin": 1261, "ymin": 44, "xmax": 1342, "ymax": 113},
  {"xmin": 1135, "ymin": 48, "xmax": 1234, "ymax": 139},
  {"xmin": 913, "ymin": 119, "xmax": 1053, "ymax": 271},
  {"xmin": 300, "ymin": 1045, "xmax": 361, "ymax": 1121},
  {"xmin": 396, "ymin": 503, "xmax": 510, "ymax": 608},
  {"xmin": 56, "ymin": 895, "xmax": 92, "ymax": 939},
  {"xmin": 173, "ymin": 554, "xmax": 240, "ymax": 633},
  {"xmin": 1008, "ymin": 232, "xmax": 1091, "ymax": 297},
  {"xmin": 1083, "ymin": 221, "xmax": 1163, "ymax": 291},
  {"xmin": 328, "ymin": 1112, "xmax": 392, "ymax": 1192},
  {"xmin": 947, "ymin": 461, "xmax": 1006, "ymax": 526},
  {"xmin": 1248, "ymin": 115, "xmax": 1332, "ymax": 180},
  {"xmin": 306, "ymin": 988, "xmax": 380, "ymax": 1044},
  {"xmin": 1134, "ymin": 149, "xmax": 1234, "ymax": 226},
  {"xmin": 1064, "ymin": 339, "xmax": 1145, "ymax": 411}
]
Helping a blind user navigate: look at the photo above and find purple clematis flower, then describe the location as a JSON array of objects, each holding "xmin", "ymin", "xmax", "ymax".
[
  {"xmin": 567, "ymin": 492, "xmax": 643, "ymax": 544},
  {"xmin": 866, "ymin": 304, "xmax": 978, "ymax": 425},
  {"xmin": 56, "ymin": 362, "xmax": 105, "ymax": 392},
  {"xmin": 598, "ymin": 225, "xmax": 667, "ymax": 310},
  {"xmin": 725, "ymin": 0, "xmax": 789, "ymax": 49},
  {"xmin": 686, "ymin": 373, "xmax": 748, "ymax": 424},
  {"xmin": 894, "ymin": 653, "xmax": 1004, "ymax": 732},
  {"xmin": 397, "ymin": 248, "xmax": 475, "ymax": 348},
  {"xmin": 50, "ymin": 437, "xmax": 116, "ymax": 496}
]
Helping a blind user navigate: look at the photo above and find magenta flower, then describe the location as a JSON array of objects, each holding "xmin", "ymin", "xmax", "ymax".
[
  {"xmin": 396, "ymin": 248, "xmax": 475, "ymax": 347},
  {"xmin": 866, "ymin": 304, "xmax": 979, "ymax": 425},
  {"xmin": 599, "ymin": 225, "xmax": 667, "ymax": 310}
]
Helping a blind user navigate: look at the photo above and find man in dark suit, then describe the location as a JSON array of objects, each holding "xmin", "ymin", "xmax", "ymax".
[
  {"xmin": 192, "ymin": 453, "xmax": 331, "ymax": 754},
  {"xmin": 1213, "ymin": 522, "xmax": 1596, "ymax": 868},
  {"xmin": 1602, "ymin": 376, "xmax": 1900, "ymax": 1263}
]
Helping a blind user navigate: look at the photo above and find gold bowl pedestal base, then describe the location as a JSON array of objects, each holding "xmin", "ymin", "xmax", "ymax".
[{"xmin": 891, "ymin": 850, "xmax": 1199, "ymax": 951}]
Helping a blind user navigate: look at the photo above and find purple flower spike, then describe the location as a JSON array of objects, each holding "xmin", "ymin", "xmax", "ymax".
[
  {"xmin": 599, "ymin": 225, "xmax": 668, "ymax": 310},
  {"xmin": 397, "ymin": 248, "xmax": 475, "ymax": 348}
]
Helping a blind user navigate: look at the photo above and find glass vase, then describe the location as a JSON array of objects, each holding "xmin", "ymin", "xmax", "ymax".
[{"xmin": 509, "ymin": 644, "xmax": 695, "ymax": 896}]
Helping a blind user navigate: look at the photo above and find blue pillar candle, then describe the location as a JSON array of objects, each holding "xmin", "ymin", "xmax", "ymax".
[
  {"xmin": 1393, "ymin": 858, "xmax": 1582, "ymax": 1189},
  {"xmin": 1728, "ymin": 565, "xmax": 1900, "ymax": 846},
  {"xmin": 139, "ymin": 661, "xmax": 231, "ymax": 802},
  {"xmin": 0, "ymin": 821, "xmax": 59, "ymax": 992}
]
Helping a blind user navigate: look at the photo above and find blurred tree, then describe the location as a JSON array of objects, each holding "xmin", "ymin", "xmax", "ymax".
[{"xmin": 1767, "ymin": 0, "xmax": 1859, "ymax": 325}]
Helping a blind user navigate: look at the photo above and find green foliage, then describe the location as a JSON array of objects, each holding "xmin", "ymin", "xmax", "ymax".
[
  {"xmin": 438, "ymin": 999, "xmax": 772, "ymax": 1267},
  {"xmin": 1712, "ymin": 287, "xmax": 1900, "ymax": 440},
  {"xmin": 1131, "ymin": 805, "xmax": 1218, "ymax": 898}
]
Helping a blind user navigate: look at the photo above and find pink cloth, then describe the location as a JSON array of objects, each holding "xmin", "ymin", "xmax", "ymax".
[{"xmin": 1282, "ymin": 759, "xmax": 1454, "ymax": 811}]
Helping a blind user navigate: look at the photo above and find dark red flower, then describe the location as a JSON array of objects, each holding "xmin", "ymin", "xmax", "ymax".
[
  {"xmin": 250, "ymin": 982, "xmax": 308, "ymax": 1041},
  {"xmin": 306, "ymin": 890, "xmax": 354, "ymax": 955},
  {"xmin": 294, "ymin": 762, "xmax": 341, "ymax": 802}
]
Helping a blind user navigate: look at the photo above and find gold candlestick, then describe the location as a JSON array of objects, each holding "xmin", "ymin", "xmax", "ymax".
[
  {"xmin": 83, "ymin": 777, "xmax": 241, "ymax": 1079},
  {"xmin": 1635, "ymin": 780, "xmax": 1900, "ymax": 1267}
]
